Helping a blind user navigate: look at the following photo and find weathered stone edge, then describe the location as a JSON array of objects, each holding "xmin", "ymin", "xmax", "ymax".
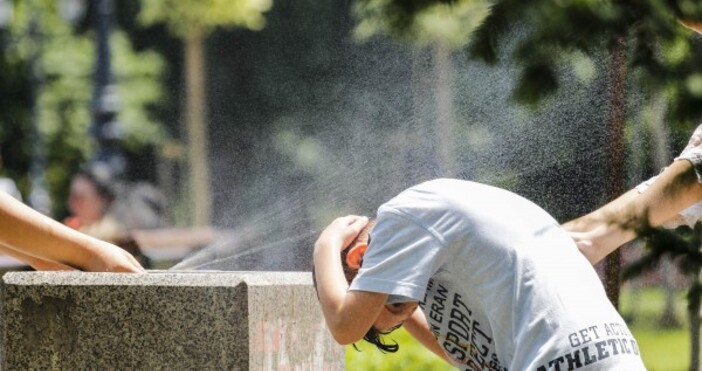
[{"xmin": 2, "ymin": 271, "xmax": 312, "ymax": 287}]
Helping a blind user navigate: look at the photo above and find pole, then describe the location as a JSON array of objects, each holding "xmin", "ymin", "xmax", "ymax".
[
  {"xmin": 603, "ymin": 34, "xmax": 628, "ymax": 309},
  {"xmin": 91, "ymin": 0, "xmax": 123, "ymax": 172},
  {"xmin": 184, "ymin": 28, "xmax": 211, "ymax": 226},
  {"xmin": 27, "ymin": 8, "xmax": 51, "ymax": 215}
]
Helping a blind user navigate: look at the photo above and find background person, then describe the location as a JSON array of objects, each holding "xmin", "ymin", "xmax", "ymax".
[{"xmin": 64, "ymin": 164, "xmax": 154, "ymax": 268}]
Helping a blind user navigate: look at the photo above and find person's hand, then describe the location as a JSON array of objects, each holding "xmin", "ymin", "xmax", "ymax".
[
  {"xmin": 85, "ymin": 241, "xmax": 146, "ymax": 273},
  {"xmin": 567, "ymin": 231, "xmax": 598, "ymax": 264},
  {"xmin": 315, "ymin": 215, "xmax": 369, "ymax": 254}
]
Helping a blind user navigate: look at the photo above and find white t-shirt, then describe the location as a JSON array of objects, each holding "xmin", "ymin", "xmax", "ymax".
[{"xmin": 350, "ymin": 179, "xmax": 646, "ymax": 371}]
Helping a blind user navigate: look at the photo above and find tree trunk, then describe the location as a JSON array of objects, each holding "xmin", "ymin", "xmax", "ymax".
[
  {"xmin": 603, "ymin": 34, "xmax": 628, "ymax": 309},
  {"xmin": 649, "ymin": 96, "xmax": 680, "ymax": 327},
  {"xmin": 434, "ymin": 41, "xmax": 456, "ymax": 177},
  {"xmin": 184, "ymin": 29, "xmax": 211, "ymax": 226}
]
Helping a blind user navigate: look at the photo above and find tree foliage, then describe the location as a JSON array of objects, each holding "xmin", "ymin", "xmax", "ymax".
[
  {"xmin": 353, "ymin": 0, "xmax": 493, "ymax": 47},
  {"xmin": 0, "ymin": 0, "xmax": 164, "ymax": 216},
  {"xmin": 353, "ymin": 0, "xmax": 702, "ymax": 123},
  {"xmin": 138, "ymin": 0, "xmax": 272, "ymax": 36}
]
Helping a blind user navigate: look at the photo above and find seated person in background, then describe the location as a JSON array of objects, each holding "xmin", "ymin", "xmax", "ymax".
[
  {"xmin": 65, "ymin": 164, "xmax": 151, "ymax": 268},
  {"xmin": 0, "ymin": 191, "xmax": 144, "ymax": 272}
]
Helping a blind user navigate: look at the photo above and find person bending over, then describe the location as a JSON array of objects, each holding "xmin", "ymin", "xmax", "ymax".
[{"xmin": 314, "ymin": 179, "xmax": 646, "ymax": 370}]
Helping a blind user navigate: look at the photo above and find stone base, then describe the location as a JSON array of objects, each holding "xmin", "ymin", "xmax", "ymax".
[{"xmin": 1, "ymin": 271, "xmax": 344, "ymax": 370}]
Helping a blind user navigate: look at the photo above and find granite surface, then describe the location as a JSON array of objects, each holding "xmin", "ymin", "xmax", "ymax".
[{"xmin": 1, "ymin": 271, "xmax": 344, "ymax": 370}]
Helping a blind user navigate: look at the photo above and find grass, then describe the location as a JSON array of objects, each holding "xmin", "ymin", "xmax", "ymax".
[
  {"xmin": 346, "ymin": 328, "xmax": 453, "ymax": 371},
  {"xmin": 620, "ymin": 286, "xmax": 689, "ymax": 371},
  {"xmin": 346, "ymin": 286, "xmax": 691, "ymax": 370}
]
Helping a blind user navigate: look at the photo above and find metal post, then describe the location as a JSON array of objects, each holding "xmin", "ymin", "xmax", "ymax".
[
  {"xmin": 27, "ymin": 9, "xmax": 51, "ymax": 215},
  {"xmin": 91, "ymin": 0, "xmax": 123, "ymax": 173}
]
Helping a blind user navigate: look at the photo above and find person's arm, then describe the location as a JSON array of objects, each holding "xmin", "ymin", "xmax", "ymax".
[
  {"xmin": 313, "ymin": 215, "xmax": 387, "ymax": 344},
  {"xmin": 0, "ymin": 242, "xmax": 76, "ymax": 271},
  {"xmin": 563, "ymin": 159, "xmax": 702, "ymax": 263},
  {"xmin": 403, "ymin": 308, "xmax": 454, "ymax": 365},
  {"xmin": 0, "ymin": 192, "xmax": 144, "ymax": 272}
]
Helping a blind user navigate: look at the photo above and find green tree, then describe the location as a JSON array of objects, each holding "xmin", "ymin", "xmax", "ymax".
[
  {"xmin": 138, "ymin": 0, "xmax": 272, "ymax": 226},
  {"xmin": 352, "ymin": 0, "xmax": 702, "ymax": 308},
  {"xmin": 1, "ymin": 0, "xmax": 164, "ymax": 217}
]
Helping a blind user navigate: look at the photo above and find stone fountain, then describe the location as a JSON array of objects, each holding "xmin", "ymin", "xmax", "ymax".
[{"xmin": 0, "ymin": 271, "xmax": 344, "ymax": 370}]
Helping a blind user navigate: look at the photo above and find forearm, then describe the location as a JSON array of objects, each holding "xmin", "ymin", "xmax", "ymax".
[
  {"xmin": 313, "ymin": 238, "xmax": 385, "ymax": 344},
  {"xmin": 562, "ymin": 189, "xmax": 640, "ymax": 264},
  {"xmin": 404, "ymin": 309, "xmax": 453, "ymax": 365},
  {"xmin": 0, "ymin": 192, "xmax": 101, "ymax": 269},
  {"xmin": 0, "ymin": 243, "xmax": 75, "ymax": 271},
  {"xmin": 313, "ymin": 238, "xmax": 354, "ymax": 335},
  {"xmin": 564, "ymin": 160, "xmax": 702, "ymax": 263},
  {"xmin": 640, "ymin": 160, "xmax": 702, "ymax": 226}
]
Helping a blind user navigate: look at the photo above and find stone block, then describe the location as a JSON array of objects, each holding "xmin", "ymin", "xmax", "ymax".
[{"xmin": 1, "ymin": 271, "xmax": 344, "ymax": 370}]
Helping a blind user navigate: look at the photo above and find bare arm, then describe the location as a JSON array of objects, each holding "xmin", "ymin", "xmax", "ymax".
[
  {"xmin": 403, "ymin": 308, "xmax": 454, "ymax": 365},
  {"xmin": 0, "ymin": 242, "xmax": 76, "ymax": 271},
  {"xmin": 563, "ymin": 160, "xmax": 702, "ymax": 263},
  {"xmin": 313, "ymin": 215, "xmax": 387, "ymax": 344},
  {"xmin": 0, "ymin": 192, "xmax": 144, "ymax": 272}
]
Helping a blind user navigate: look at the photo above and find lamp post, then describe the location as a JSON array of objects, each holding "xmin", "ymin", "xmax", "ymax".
[
  {"xmin": 26, "ymin": 9, "xmax": 52, "ymax": 215},
  {"xmin": 91, "ymin": 0, "xmax": 124, "ymax": 174}
]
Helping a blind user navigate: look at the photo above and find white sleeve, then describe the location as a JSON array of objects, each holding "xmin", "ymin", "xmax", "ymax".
[{"xmin": 348, "ymin": 209, "xmax": 445, "ymax": 302}]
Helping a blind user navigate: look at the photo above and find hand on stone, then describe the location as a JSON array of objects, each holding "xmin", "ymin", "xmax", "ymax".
[{"xmin": 86, "ymin": 241, "xmax": 146, "ymax": 273}]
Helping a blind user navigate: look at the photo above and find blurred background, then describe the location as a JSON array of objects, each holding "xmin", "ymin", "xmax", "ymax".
[{"xmin": 1, "ymin": 0, "xmax": 701, "ymax": 369}]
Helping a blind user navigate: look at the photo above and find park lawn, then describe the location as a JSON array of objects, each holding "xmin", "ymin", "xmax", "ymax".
[
  {"xmin": 346, "ymin": 328, "xmax": 454, "ymax": 371},
  {"xmin": 621, "ymin": 287, "xmax": 689, "ymax": 371},
  {"xmin": 347, "ymin": 287, "xmax": 690, "ymax": 370},
  {"xmin": 631, "ymin": 326, "xmax": 688, "ymax": 371}
]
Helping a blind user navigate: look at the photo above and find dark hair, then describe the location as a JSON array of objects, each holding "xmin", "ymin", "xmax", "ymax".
[
  {"xmin": 359, "ymin": 326, "xmax": 399, "ymax": 353},
  {"xmin": 75, "ymin": 162, "xmax": 118, "ymax": 202},
  {"xmin": 313, "ymin": 219, "xmax": 400, "ymax": 353}
]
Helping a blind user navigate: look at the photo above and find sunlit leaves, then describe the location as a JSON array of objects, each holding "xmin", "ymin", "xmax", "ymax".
[
  {"xmin": 686, "ymin": 73, "xmax": 702, "ymax": 98},
  {"xmin": 354, "ymin": 0, "xmax": 493, "ymax": 48},
  {"xmin": 138, "ymin": 0, "xmax": 272, "ymax": 36},
  {"xmin": 1, "ymin": 1, "xmax": 165, "ymax": 214},
  {"xmin": 354, "ymin": 0, "xmax": 702, "ymax": 122}
]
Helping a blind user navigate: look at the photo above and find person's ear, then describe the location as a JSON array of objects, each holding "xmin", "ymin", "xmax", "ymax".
[{"xmin": 345, "ymin": 243, "xmax": 367, "ymax": 269}]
